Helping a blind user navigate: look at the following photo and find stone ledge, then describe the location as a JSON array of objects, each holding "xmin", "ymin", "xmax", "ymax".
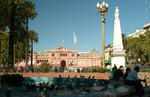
[
  {"xmin": 0, "ymin": 73, "xmax": 110, "ymax": 79},
  {"xmin": 55, "ymin": 86, "xmax": 150, "ymax": 97}
]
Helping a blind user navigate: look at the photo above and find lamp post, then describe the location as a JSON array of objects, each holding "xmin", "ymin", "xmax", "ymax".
[{"xmin": 97, "ymin": 1, "xmax": 108, "ymax": 68}]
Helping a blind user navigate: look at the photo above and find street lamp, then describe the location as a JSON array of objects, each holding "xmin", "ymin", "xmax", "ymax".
[{"xmin": 97, "ymin": 1, "xmax": 108, "ymax": 68}]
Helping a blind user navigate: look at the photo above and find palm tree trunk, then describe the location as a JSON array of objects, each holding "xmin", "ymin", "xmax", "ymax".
[
  {"xmin": 9, "ymin": 0, "xmax": 16, "ymax": 71},
  {"xmin": 25, "ymin": 18, "xmax": 28, "ymax": 67},
  {"xmin": 31, "ymin": 40, "xmax": 33, "ymax": 72},
  {"xmin": 14, "ymin": 43, "xmax": 15, "ymax": 66}
]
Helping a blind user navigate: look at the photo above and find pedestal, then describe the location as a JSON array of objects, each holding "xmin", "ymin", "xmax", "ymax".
[{"xmin": 111, "ymin": 51, "xmax": 126, "ymax": 68}]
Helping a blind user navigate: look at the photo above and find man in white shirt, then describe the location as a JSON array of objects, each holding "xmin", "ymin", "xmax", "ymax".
[{"xmin": 125, "ymin": 66, "xmax": 145, "ymax": 97}]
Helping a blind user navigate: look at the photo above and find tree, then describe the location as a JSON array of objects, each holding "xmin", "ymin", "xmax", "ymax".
[
  {"xmin": 29, "ymin": 30, "xmax": 38, "ymax": 71},
  {"xmin": 0, "ymin": 31, "xmax": 8, "ymax": 70},
  {"xmin": 0, "ymin": 0, "xmax": 10, "ymax": 31},
  {"xmin": 126, "ymin": 30, "xmax": 150, "ymax": 65},
  {"xmin": 0, "ymin": 0, "xmax": 37, "ymax": 71},
  {"xmin": 38, "ymin": 62, "xmax": 53, "ymax": 72},
  {"xmin": 1, "ymin": 38, "xmax": 9, "ymax": 70},
  {"xmin": 20, "ymin": 0, "xmax": 37, "ymax": 67},
  {"xmin": 0, "ymin": 0, "xmax": 15, "ymax": 70},
  {"xmin": 122, "ymin": 33, "xmax": 127, "ymax": 50}
]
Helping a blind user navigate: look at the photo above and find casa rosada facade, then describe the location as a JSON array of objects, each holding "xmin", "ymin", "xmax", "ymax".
[{"xmin": 16, "ymin": 46, "xmax": 102, "ymax": 68}]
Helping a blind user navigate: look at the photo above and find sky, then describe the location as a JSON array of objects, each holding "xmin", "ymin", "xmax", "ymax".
[{"xmin": 29, "ymin": 0, "xmax": 150, "ymax": 54}]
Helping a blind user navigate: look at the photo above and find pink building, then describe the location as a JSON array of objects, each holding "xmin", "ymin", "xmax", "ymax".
[{"xmin": 16, "ymin": 46, "xmax": 102, "ymax": 68}]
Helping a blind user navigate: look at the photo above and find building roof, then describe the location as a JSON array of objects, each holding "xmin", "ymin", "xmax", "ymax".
[
  {"xmin": 90, "ymin": 49, "xmax": 99, "ymax": 54},
  {"xmin": 128, "ymin": 23, "xmax": 150, "ymax": 38},
  {"xmin": 56, "ymin": 46, "xmax": 67, "ymax": 50}
]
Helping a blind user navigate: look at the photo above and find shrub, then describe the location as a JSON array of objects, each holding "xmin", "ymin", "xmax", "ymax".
[
  {"xmin": 96, "ymin": 68, "xmax": 110, "ymax": 73},
  {"xmin": 84, "ymin": 68, "xmax": 110, "ymax": 73},
  {"xmin": 84, "ymin": 69, "xmax": 93, "ymax": 73},
  {"xmin": 38, "ymin": 62, "xmax": 53, "ymax": 72},
  {"xmin": 0, "ymin": 74, "xmax": 24, "ymax": 86}
]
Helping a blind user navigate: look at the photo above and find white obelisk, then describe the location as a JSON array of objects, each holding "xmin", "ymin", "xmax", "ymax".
[{"xmin": 111, "ymin": 7, "xmax": 126, "ymax": 68}]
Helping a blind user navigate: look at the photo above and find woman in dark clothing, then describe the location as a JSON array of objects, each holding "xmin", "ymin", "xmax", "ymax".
[
  {"xmin": 113, "ymin": 66, "xmax": 124, "ymax": 81},
  {"xmin": 123, "ymin": 67, "xmax": 131, "ymax": 83}
]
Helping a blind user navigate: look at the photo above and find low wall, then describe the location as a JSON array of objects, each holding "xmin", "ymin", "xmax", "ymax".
[
  {"xmin": 0, "ymin": 72, "xmax": 150, "ymax": 84},
  {"xmin": 139, "ymin": 72, "xmax": 150, "ymax": 86},
  {"xmin": 0, "ymin": 73, "xmax": 110, "ymax": 80}
]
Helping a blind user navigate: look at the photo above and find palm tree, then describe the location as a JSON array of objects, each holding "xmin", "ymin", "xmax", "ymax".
[
  {"xmin": 0, "ymin": 0, "xmax": 37, "ymax": 71},
  {"xmin": 8, "ymin": 0, "xmax": 17, "ymax": 70},
  {"xmin": 0, "ymin": 0, "xmax": 24, "ymax": 71},
  {"xmin": 0, "ymin": 0, "xmax": 13, "ymax": 70},
  {"xmin": 20, "ymin": 0, "xmax": 37, "ymax": 67},
  {"xmin": 0, "ymin": 0, "xmax": 10, "ymax": 30},
  {"xmin": 29, "ymin": 30, "xmax": 38, "ymax": 71}
]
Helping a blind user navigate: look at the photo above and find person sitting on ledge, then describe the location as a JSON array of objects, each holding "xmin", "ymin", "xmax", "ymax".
[
  {"xmin": 125, "ymin": 66, "xmax": 145, "ymax": 97},
  {"xmin": 59, "ymin": 74, "xmax": 62, "ymax": 78},
  {"xmin": 110, "ymin": 64, "xmax": 117, "ymax": 78},
  {"xmin": 113, "ymin": 65, "xmax": 124, "ymax": 81},
  {"xmin": 123, "ymin": 67, "xmax": 131, "ymax": 83}
]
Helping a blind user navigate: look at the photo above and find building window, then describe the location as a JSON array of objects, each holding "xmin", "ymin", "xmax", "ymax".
[
  {"xmin": 72, "ymin": 54, "xmax": 75, "ymax": 57},
  {"xmin": 57, "ymin": 61, "xmax": 59, "ymax": 64},
  {"xmin": 51, "ymin": 54, "xmax": 55, "ymax": 57},
  {"xmin": 72, "ymin": 60, "xmax": 75, "ymax": 64},
  {"xmin": 52, "ymin": 60, "xmax": 55, "ymax": 64},
  {"xmin": 60, "ymin": 53, "xmax": 67, "ymax": 57},
  {"xmin": 92, "ymin": 59, "xmax": 96, "ymax": 63}
]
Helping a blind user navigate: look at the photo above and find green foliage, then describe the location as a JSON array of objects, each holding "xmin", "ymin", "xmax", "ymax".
[
  {"xmin": 0, "ymin": 74, "xmax": 24, "ymax": 86},
  {"xmin": 84, "ymin": 68, "xmax": 110, "ymax": 73},
  {"xmin": 122, "ymin": 33, "xmax": 127, "ymax": 50},
  {"xmin": 126, "ymin": 30, "xmax": 150, "ymax": 64},
  {"xmin": 38, "ymin": 62, "xmax": 53, "ymax": 72},
  {"xmin": 1, "ymin": 39, "xmax": 9, "ymax": 66},
  {"xmin": 84, "ymin": 69, "xmax": 93, "ymax": 73},
  {"xmin": 15, "ymin": 42, "xmax": 26, "ymax": 62},
  {"xmin": 0, "ymin": 32, "xmax": 30, "ymax": 68},
  {"xmin": 0, "ymin": 0, "xmax": 38, "ymax": 70},
  {"xmin": 96, "ymin": 68, "xmax": 110, "ymax": 73}
]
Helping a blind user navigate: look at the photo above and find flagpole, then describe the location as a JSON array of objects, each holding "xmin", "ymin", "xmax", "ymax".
[{"xmin": 62, "ymin": 38, "xmax": 64, "ymax": 47}]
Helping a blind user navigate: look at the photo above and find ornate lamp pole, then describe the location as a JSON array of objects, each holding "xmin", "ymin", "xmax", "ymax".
[{"xmin": 97, "ymin": 1, "xmax": 108, "ymax": 68}]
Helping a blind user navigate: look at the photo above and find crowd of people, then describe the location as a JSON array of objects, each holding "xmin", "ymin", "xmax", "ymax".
[{"xmin": 110, "ymin": 65, "xmax": 146, "ymax": 97}]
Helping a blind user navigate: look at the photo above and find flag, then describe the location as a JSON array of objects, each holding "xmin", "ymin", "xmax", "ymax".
[{"xmin": 73, "ymin": 32, "xmax": 77, "ymax": 45}]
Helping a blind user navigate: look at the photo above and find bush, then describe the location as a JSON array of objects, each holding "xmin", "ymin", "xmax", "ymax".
[
  {"xmin": 0, "ymin": 74, "xmax": 24, "ymax": 87},
  {"xmin": 38, "ymin": 62, "xmax": 53, "ymax": 72},
  {"xmin": 96, "ymin": 68, "xmax": 110, "ymax": 73},
  {"xmin": 84, "ymin": 69, "xmax": 93, "ymax": 73},
  {"xmin": 84, "ymin": 68, "xmax": 110, "ymax": 73}
]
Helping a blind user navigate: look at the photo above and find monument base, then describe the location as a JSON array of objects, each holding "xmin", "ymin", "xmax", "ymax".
[{"xmin": 111, "ymin": 56, "xmax": 126, "ymax": 68}]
